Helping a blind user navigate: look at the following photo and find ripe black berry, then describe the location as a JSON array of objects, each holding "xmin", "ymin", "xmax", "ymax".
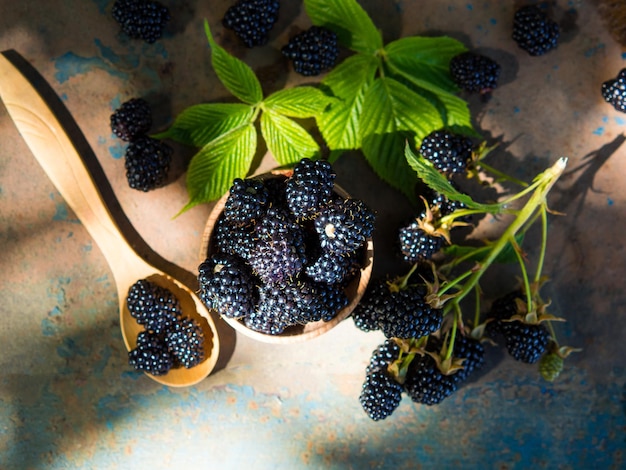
[
  {"xmin": 128, "ymin": 330, "xmax": 174, "ymax": 375},
  {"xmin": 110, "ymin": 98, "xmax": 152, "ymax": 141},
  {"xmin": 281, "ymin": 26, "xmax": 339, "ymax": 76},
  {"xmin": 449, "ymin": 51, "xmax": 501, "ymax": 94},
  {"xmin": 512, "ymin": 5, "xmax": 559, "ymax": 56},
  {"xmin": 222, "ymin": 0, "xmax": 280, "ymax": 48},
  {"xmin": 419, "ymin": 130, "xmax": 474, "ymax": 176},
  {"xmin": 126, "ymin": 279, "xmax": 182, "ymax": 334},
  {"xmin": 602, "ymin": 69, "xmax": 626, "ymax": 113},
  {"xmin": 285, "ymin": 158, "xmax": 336, "ymax": 220},
  {"xmin": 404, "ymin": 349, "xmax": 458, "ymax": 406},
  {"xmin": 398, "ymin": 222, "xmax": 445, "ymax": 264},
  {"xmin": 124, "ymin": 135, "xmax": 172, "ymax": 191},
  {"xmin": 165, "ymin": 317, "xmax": 206, "ymax": 368},
  {"xmin": 112, "ymin": 0, "xmax": 171, "ymax": 44},
  {"xmin": 314, "ymin": 198, "xmax": 375, "ymax": 256},
  {"xmin": 359, "ymin": 371, "xmax": 404, "ymax": 421},
  {"xmin": 224, "ymin": 178, "xmax": 270, "ymax": 226}
]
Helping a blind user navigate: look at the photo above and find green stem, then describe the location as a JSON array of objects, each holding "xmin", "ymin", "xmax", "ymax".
[
  {"xmin": 510, "ymin": 235, "xmax": 532, "ymax": 312},
  {"xmin": 477, "ymin": 161, "xmax": 529, "ymax": 187},
  {"xmin": 438, "ymin": 269, "xmax": 473, "ymax": 295},
  {"xmin": 535, "ymin": 206, "xmax": 548, "ymax": 284},
  {"xmin": 444, "ymin": 304, "xmax": 462, "ymax": 361},
  {"xmin": 473, "ymin": 284, "xmax": 481, "ymax": 328}
]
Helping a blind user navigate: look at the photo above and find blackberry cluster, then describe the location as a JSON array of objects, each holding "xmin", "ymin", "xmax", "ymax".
[
  {"xmin": 487, "ymin": 290, "xmax": 550, "ymax": 364},
  {"xmin": 351, "ymin": 278, "xmax": 442, "ymax": 340},
  {"xmin": 419, "ymin": 130, "xmax": 474, "ymax": 176},
  {"xmin": 223, "ymin": 0, "xmax": 280, "ymax": 48},
  {"xmin": 124, "ymin": 135, "xmax": 172, "ymax": 192},
  {"xmin": 281, "ymin": 26, "xmax": 339, "ymax": 76},
  {"xmin": 512, "ymin": 5, "xmax": 559, "ymax": 56},
  {"xmin": 198, "ymin": 158, "xmax": 373, "ymax": 335},
  {"xmin": 126, "ymin": 279, "xmax": 207, "ymax": 375},
  {"xmin": 449, "ymin": 51, "xmax": 501, "ymax": 94},
  {"xmin": 601, "ymin": 68, "xmax": 626, "ymax": 113},
  {"xmin": 112, "ymin": 0, "xmax": 170, "ymax": 44},
  {"xmin": 110, "ymin": 98, "xmax": 152, "ymax": 141},
  {"xmin": 359, "ymin": 340, "xmax": 403, "ymax": 421},
  {"xmin": 110, "ymin": 98, "xmax": 172, "ymax": 191}
]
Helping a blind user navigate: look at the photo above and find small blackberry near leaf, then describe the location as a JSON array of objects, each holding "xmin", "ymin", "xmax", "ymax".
[
  {"xmin": 112, "ymin": 0, "xmax": 171, "ymax": 44},
  {"xmin": 124, "ymin": 136, "xmax": 172, "ymax": 192},
  {"xmin": 281, "ymin": 26, "xmax": 339, "ymax": 76},
  {"xmin": 398, "ymin": 221, "xmax": 445, "ymax": 264},
  {"xmin": 449, "ymin": 51, "xmax": 501, "ymax": 94},
  {"xmin": 223, "ymin": 178, "xmax": 269, "ymax": 226},
  {"xmin": 601, "ymin": 69, "xmax": 626, "ymax": 113},
  {"xmin": 419, "ymin": 130, "xmax": 474, "ymax": 176},
  {"xmin": 512, "ymin": 4, "xmax": 559, "ymax": 56},
  {"xmin": 110, "ymin": 98, "xmax": 152, "ymax": 141},
  {"xmin": 222, "ymin": 0, "xmax": 280, "ymax": 48}
]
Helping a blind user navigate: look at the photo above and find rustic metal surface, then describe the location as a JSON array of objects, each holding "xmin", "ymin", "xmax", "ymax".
[{"xmin": 1, "ymin": 1, "xmax": 625, "ymax": 468}]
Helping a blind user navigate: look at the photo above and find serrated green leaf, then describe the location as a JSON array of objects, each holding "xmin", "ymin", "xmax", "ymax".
[
  {"xmin": 304, "ymin": 0, "xmax": 382, "ymax": 53},
  {"xmin": 263, "ymin": 87, "xmax": 334, "ymax": 118},
  {"xmin": 184, "ymin": 124, "xmax": 257, "ymax": 210},
  {"xmin": 443, "ymin": 233, "xmax": 525, "ymax": 264},
  {"xmin": 204, "ymin": 20, "xmax": 263, "ymax": 105},
  {"xmin": 154, "ymin": 103, "xmax": 255, "ymax": 147},
  {"xmin": 260, "ymin": 110, "xmax": 319, "ymax": 165},
  {"xmin": 405, "ymin": 144, "xmax": 502, "ymax": 212},
  {"xmin": 319, "ymin": 54, "xmax": 378, "ymax": 149},
  {"xmin": 385, "ymin": 36, "xmax": 467, "ymax": 93}
]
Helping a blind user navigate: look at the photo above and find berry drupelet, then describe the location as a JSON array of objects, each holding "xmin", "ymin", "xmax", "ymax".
[
  {"xmin": 281, "ymin": 26, "xmax": 339, "ymax": 76},
  {"xmin": 110, "ymin": 98, "xmax": 152, "ymax": 141}
]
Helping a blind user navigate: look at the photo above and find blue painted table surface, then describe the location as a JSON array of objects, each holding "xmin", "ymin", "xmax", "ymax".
[{"xmin": 1, "ymin": 1, "xmax": 625, "ymax": 469}]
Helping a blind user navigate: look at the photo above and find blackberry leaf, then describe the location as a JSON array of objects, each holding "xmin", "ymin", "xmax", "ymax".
[
  {"xmin": 204, "ymin": 21, "xmax": 263, "ymax": 105},
  {"xmin": 263, "ymin": 87, "xmax": 334, "ymax": 119},
  {"xmin": 304, "ymin": 0, "xmax": 382, "ymax": 54},
  {"xmin": 260, "ymin": 110, "xmax": 320, "ymax": 165}
]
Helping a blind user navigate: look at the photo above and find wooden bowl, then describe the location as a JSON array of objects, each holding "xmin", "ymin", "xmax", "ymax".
[{"xmin": 198, "ymin": 169, "xmax": 374, "ymax": 344}]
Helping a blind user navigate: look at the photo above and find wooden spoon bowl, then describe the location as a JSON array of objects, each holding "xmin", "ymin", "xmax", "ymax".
[{"xmin": 0, "ymin": 50, "xmax": 229, "ymax": 386}]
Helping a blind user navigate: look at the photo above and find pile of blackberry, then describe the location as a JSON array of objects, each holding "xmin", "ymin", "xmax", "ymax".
[
  {"xmin": 359, "ymin": 336, "xmax": 485, "ymax": 420},
  {"xmin": 198, "ymin": 158, "xmax": 374, "ymax": 335},
  {"xmin": 449, "ymin": 51, "xmax": 501, "ymax": 94},
  {"xmin": 110, "ymin": 98, "xmax": 172, "ymax": 191},
  {"xmin": 223, "ymin": 0, "xmax": 280, "ymax": 48},
  {"xmin": 512, "ymin": 4, "xmax": 559, "ymax": 56},
  {"xmin": 602, "ymin": 68, "xmax": 626, "ymax": 113},
  {"xmin": 127, "ymin": 279, "xmax": 206, "ymax": 375},
  {"xmin": 112, "ymin": 0, "xmax": 170, "ymax": 44},
  {"xmin": 281, "ymin": 26, "xmax": 339, "ymax": 76}
]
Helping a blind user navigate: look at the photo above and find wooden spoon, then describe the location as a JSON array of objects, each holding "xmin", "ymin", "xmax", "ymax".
[{"xmin": 0, "ymin": 50, "xmax": 234, "ymax": 386}]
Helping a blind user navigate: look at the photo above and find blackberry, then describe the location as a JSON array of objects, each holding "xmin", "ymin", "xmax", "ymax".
[
  {"xmin": 128, "ymin": 330, "xmax": 174, "ymax": 375},
  {"xmin": 359, "ymin": 371, "xmax": 404, "ymax": 421},
  {"xmin": 245, "ymin": 283, "xmax": 296, "ymax": 334},
  {"xmin": 165, "ymin": 317, "xmax": 206, "ymax": 368},
  {"xmin": 112, "ymin": 0, "xmax": 170, "ymax": 44},
  {"xmin": 305, "ymin": 250, "xmax": 361, "ymax": 285},
  {"xmin": 398, "ymin": 221, "xmax": 445, "ymax": 264},
  {"xmin": 512, "ymin": 5, "xmax": 559, "ymax": 56},
  {"xmin": 366, "ymin": 339, "xmax": 401, "ymax": 374},
  {"xmin": 285, "ymin": 158, "xmax": 336, "ymax": 220},
  {"xmin": 223, "ymin": 178, "xmax": 269, "ymax": 226},
  {"xmin": 419, "ymin": 130, "xmax": 473, "ymax": 176},
  {"xmin": 263, "ymin": 175, "xmax": 289, "ymax": 208},
  {"xmin": 110, "ymin": 98, "xmax": 152, "ymax": 141},
  {"xmin": 281, "ymin": 26, "xmax": 339, "ymax": 76},
  {"xmin": 351, "ymin": 280, "xmax": 387, "ymax": 332},
  {"xmin": 452, "ymin": 335, "xmax": 485, "ymax": 383},
  {"xmin": 197, "ymin": 253, "xmax": 258, "ymax": 319},
  {"xmin": 315, "ymin": 282, "xmax": 349, "ymax": 322},
  {"xmin": 314, "ymin": 198, "xmax": 375, "ymax": 256},
  {"xmin": 126, "ymin": 279, "xmax": 182, "ymax": 334},
  {"xmin": 248, "ymin": 207, "xmax": 307, "ymax": 284},
  {"xmin": 449, "ymin": 51, "xmax": 501, "ymax": 94},
  {"xmin": 212, "ymin": 215, "xmax": 258, "ymax": 260},
  {"xmin": 487, "ymin": 290, "xmax": 550, "ymax": 364},
  {"xmin": 124, "ymin": 136, "xmax": 172, "ymax": 192},
  {"xmin": 601, "ymin": 69, "xmax": 626, "ymax": 113},
  {"xmin": 378, "ymin": 285, "xmax": 443, "ymax": 340},
  {"xmin": 222, "ymin": 0, "xmax": 280, "ymax": 48},
  {"xmin": 404, "ymin": 349, "xmax": 458, "ymax": 406}
]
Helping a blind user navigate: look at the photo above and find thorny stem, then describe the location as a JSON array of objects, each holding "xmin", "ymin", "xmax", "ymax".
[
  {"xmin": 535, "ymin": 206, "xmax": 549, "ymax": 284},
  {"xmin": 476, "ymin": 161, "xmax": 529, "ymax": 188},
  {"xmin": 473, "ymin": 284, "xmax": 481, "ymax": 330},
  {"xmin": 444, "ymin": 303, "xmax": 462, "ymax": 361},
  {"xmin": 510, "ymin": 234, "xmax": 532, "ymax": 313}
]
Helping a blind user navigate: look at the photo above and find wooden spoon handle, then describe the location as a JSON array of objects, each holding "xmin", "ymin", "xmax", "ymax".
[{"xmin": 0, "ymin": 51, "xmax": 139, "ymax": 275}]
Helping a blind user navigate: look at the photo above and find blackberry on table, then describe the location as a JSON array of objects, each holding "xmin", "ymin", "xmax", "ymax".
[
  {"xmin": 452, "ymin": 334, "xmax": 485, "ymax": 383},
  {"xmin": 285, "ymin": 158, "xmax": 336, "ymax": 220},
  {"xmin": 222, "ymin": 0, "xmax": 280, "ymax": 48},
  {"xmin": 165, "ymin": 317, "xmax": 206, "ymax": 369},
  {"xmin": 419, "ymin": 130, "xmax": 474, "ymax": 176},
  {"xmin": 512, "ymin": 4, "xmax": 559, "ymax": 56},
  {"xmin": 128, "ymin": 330, "xmax": 174, "ymax": 375},
  {"xmin": 124, "ymin": 135, "xmax": 172, "ymax": 192},
  {"xmin": 602, "ymin": 69, "xmax": 626, "ymax": 113},
  {"xmin": 314, "ymin": 198, "xmax": 375, "ymax": 256},
  {"xmin": 281, "ymin": 26, "xmax": 339, "ymax": 76},
  {"xmin": 112, "ymin": 0, "xmax": 170, "ymax": 44},
  {"xmin": 449, "ymin": 51, "xmax": 501, "ymax": 94},
  {"xmin": 110, "ymin": 98, "xmax": 152, "ymax": 141},
  {"xmin": 126, "ymin": 279, "xmax": 182, "ymax": 334},
  {"xmin": 359, "ymin": 370, "xmax": 404, "ymax": 421},
  {"xmin": 487, "ymin": 290, "xmax": 550, "ymax": 364},
  {"xmin": 223, "ymin": 178, "xmax": 269, "ymax": 227}
]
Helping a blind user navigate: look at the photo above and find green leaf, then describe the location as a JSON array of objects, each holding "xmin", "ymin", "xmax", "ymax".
[
  {"xmin": 318, "ymin": 54, "xmax": 378, "ymax": 149},
  {"xmin": 204, "ymin": 20, "xmax": 263, "ymax": 105},
  {"xmin": 385, "ymin": 36, "xmax": 467, "ymax": 93},
  {"xmin": 263, "ymin": 86, "xmax": 334, "ymax": 118},
  {"xmin": 260, "ymin": 110, "xmax": 320, "ymax": 166},
  {"xmin": 153, "ymin": 103, "xmax": 255, "ymax": 147},
  {"xmin": 184, "ymin": 124, "xmax": 257, "ymax": 210},
  {"xmin": 405, "ymin": 144, "xmax": 501, "ymax": 212},
  {"xmin": 304, "ymin": 0, "xmax": 382, "ymax": 53}
]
